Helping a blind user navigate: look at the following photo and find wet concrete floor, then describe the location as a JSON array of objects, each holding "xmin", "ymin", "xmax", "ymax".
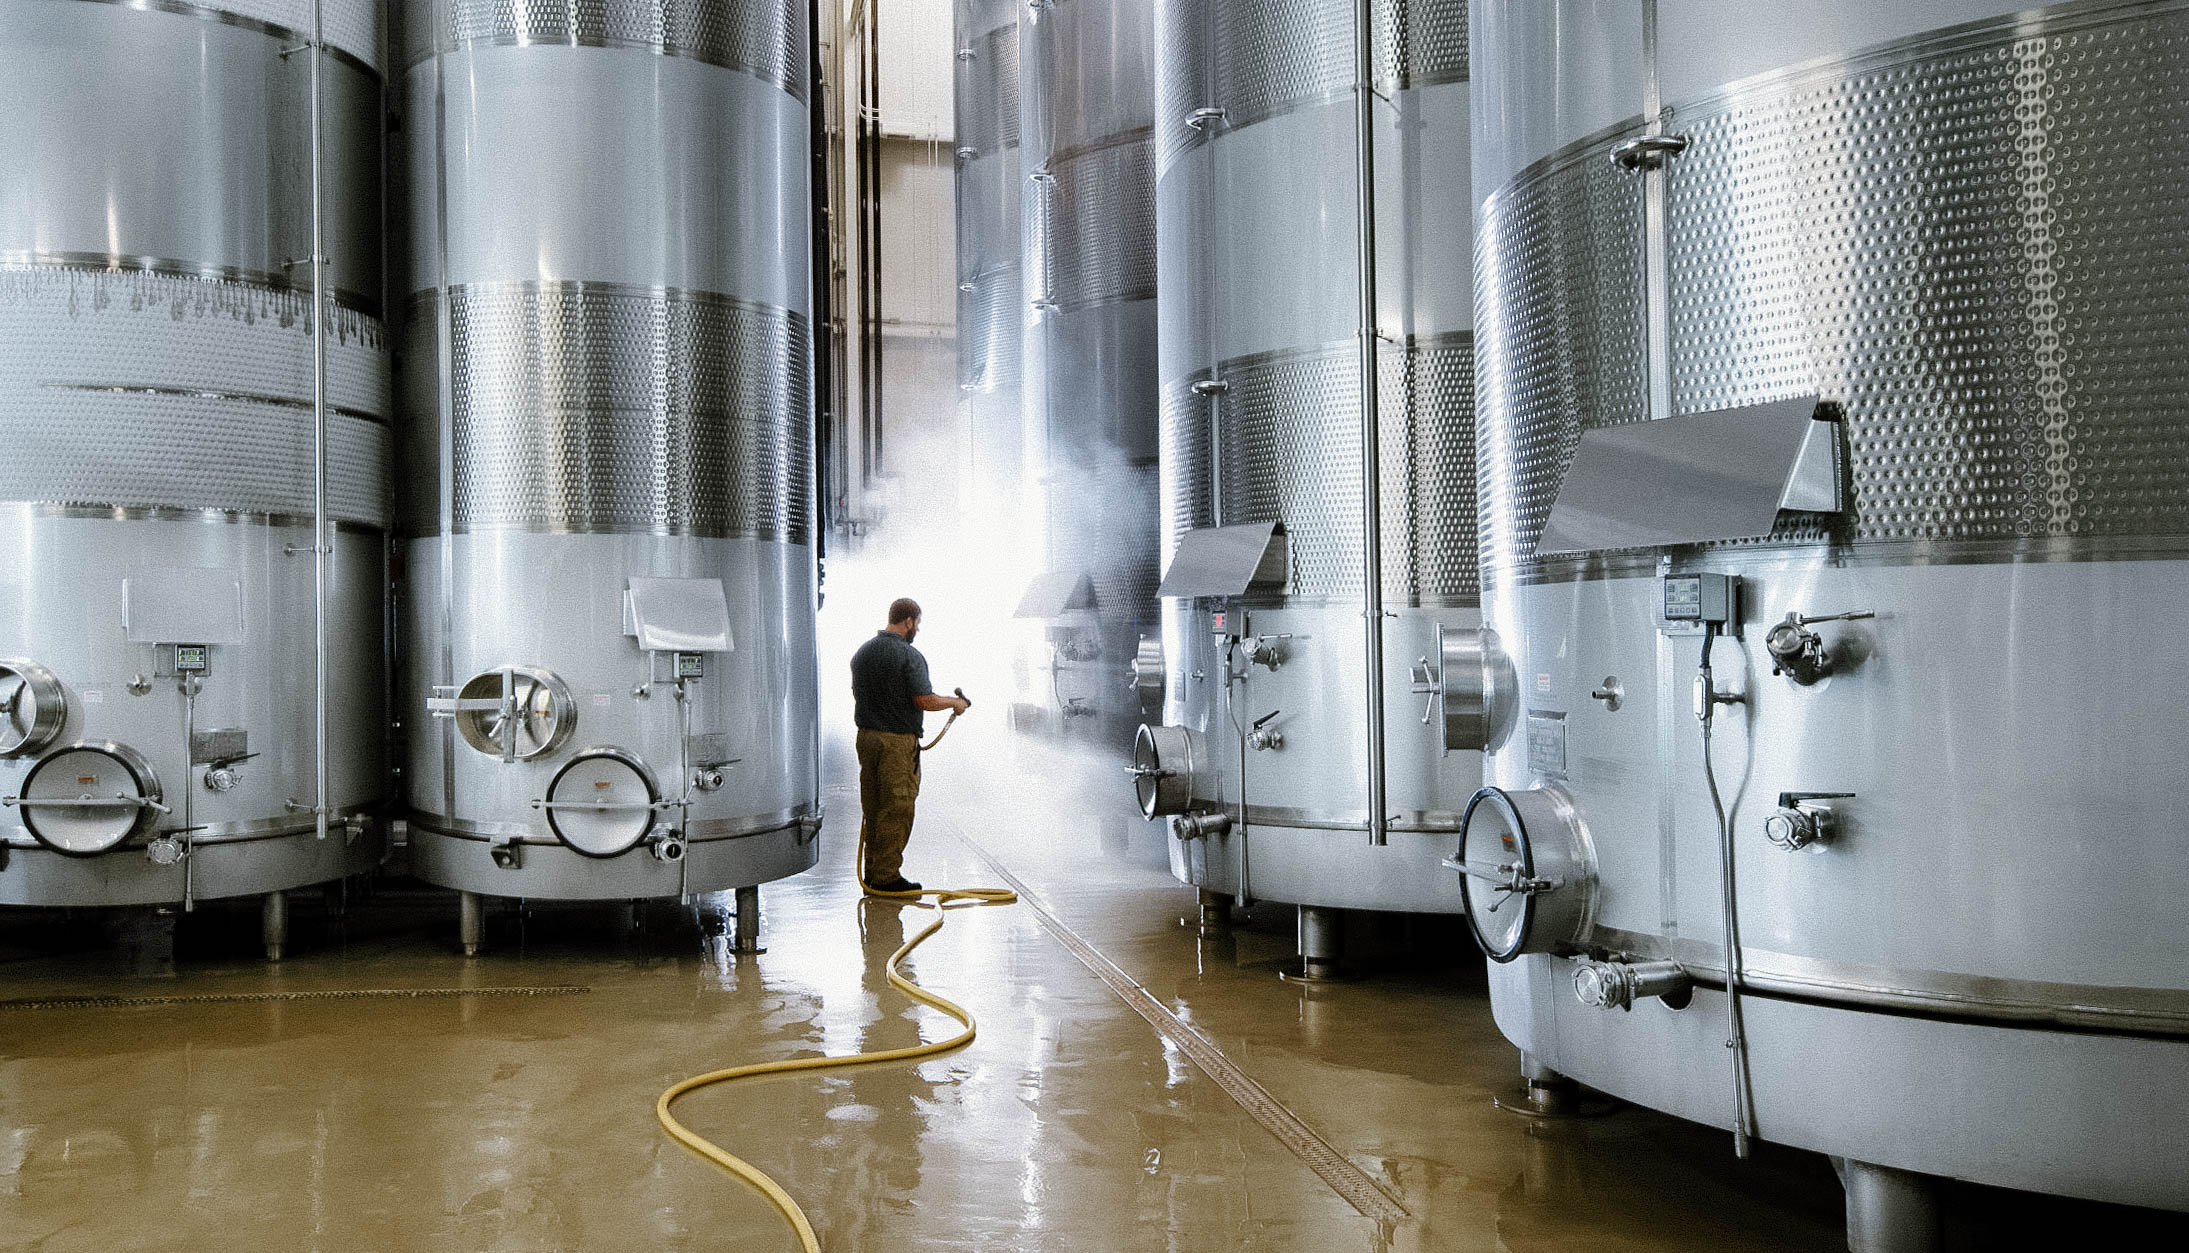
[{"xmin": 2, "ymin": 719, "xmax": 2183, "ymax": 1250}]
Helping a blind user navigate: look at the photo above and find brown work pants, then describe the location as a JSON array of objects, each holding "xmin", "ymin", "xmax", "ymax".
[{"xmin": 856, "ymin": 728, "xmax": 921, "ymax": 883}]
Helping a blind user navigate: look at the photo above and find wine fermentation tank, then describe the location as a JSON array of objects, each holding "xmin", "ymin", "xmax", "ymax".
[
  {"xmin": 0, "ymin": 0, "xmax": 391, "ymax": 954},
  {"xmin": 400, "ymin": 0, "xmax": 822, "ymax": 944},
  {"xmin": 1017, "ymin": 0, "xmax": 1165, "ymax": 730},
  {"xmin": 1136, "ymin": 0, "xmax": 1496, "ymax": 951},
  {"xmin": 1468, "ymin": 0, "xmax": 2189, "ymax": 1232}
]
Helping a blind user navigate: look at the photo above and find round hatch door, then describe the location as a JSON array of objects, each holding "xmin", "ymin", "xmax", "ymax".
[
  {"xmin": 17, "ymin": 742, "xmax": 163, "ymax": 856},
  {"xmin": 1454, "ymin": 787, "xmax": 1596, "ymax": 962},
  {"xmin": 544, "ymin": 747, "xmax": 659, "ymax": 858},
  {"xmin": 0, "ymin": 659, "xmax": 67, "ymax": 758}
]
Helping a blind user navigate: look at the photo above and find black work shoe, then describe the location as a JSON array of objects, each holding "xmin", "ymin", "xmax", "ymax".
[{"xmin": 865, "ymin": 876, "xmax": 922, "ymax": 894}]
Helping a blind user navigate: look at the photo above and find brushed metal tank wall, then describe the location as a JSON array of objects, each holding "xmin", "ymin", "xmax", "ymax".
[
  {"xmin": 1469, "ymin": 0, "xmax": 2189, "ymax": 1209},
  {"xmin": 1152, "ymin": 0, "xmax": 1480, "ymax": 912},
  {"xmin": 0, "ymin": 0, "xmax": 390, "ymax": 905},
  {"xmin": 1022, "ymin": 0, "xmax": 1162, "ymax": 722},
  {"xmin": 401, "ymin": 0, "xmax": 819, "ymax": 898},
  {"xmin": 956, "ymin": 0, "xmax": 1025, "ymax": 536}
]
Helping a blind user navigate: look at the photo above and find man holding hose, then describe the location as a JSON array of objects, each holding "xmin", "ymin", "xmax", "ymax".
[{"xmin": 850, "ymin": 598, "xmax": 971, "ymax": 893}]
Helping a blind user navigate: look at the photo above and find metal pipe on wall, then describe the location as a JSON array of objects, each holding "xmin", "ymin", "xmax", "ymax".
[
  {"xmin": 1351, "ymin": 0, "xmax": 1389, "ymax": 846},
  {"xmin": 306, "ymin": 0, "xmax": 331, "ymax": 843}
]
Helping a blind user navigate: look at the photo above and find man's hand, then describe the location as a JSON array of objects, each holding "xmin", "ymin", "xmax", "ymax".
[{"xmin": 952, "ymin": 695, "xmax": 973, "ymax": 714}]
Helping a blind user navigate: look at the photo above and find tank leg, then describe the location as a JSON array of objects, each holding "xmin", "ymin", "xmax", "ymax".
[
  {"xmin": 731, "ymin": 884, "xmax": 765, "ymax": 954},
  {"xmin": 260, "ymin": 890, "xmax": 288, "ymax": 962},
  {"xmin": 459, "ymin": 890, "xmax": 485, "ymax": 957},
  {"xmin": 1196, "ymin": 888, "xmax": 1231, "ymax": 938},
  {"xmin": 1514, "ymin": 1052, "xmax": 1582, "ymax": 1117},
  {"xmin": 1841, "ymin": 1159, "xmax": 1942, "ymax": 1253},
  {"xmin": 1281, "ymin": 905, "xmax": 1344, "ymax": 983}
]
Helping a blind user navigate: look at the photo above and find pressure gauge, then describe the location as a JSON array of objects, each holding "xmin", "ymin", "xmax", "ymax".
[
  {"xmin": 1449, "ymin": 787, "xmax": 1597, "ymax": 962},
  {"xmin": 543, "ymin": 747, "xmax": 660, "ymax": 858},
  {"xmin": 14, "ymin": 742, "xmax": 164, "ymax": 856}
]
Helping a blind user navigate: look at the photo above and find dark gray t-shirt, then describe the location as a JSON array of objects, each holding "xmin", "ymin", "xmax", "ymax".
[{"xmin": 850, "ymin": 630, "xmax": 933, "ymax": 735}]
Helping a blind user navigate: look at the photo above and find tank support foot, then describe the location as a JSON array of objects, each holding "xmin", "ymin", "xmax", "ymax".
[
  {"xmin": 1841, "ymin": 1159, "xmax": 1942, "ymax": 1253},
  {"xmin": 1196, "ymin": 889, "xmax": 1231, "ymax": 938},
  {"xmin": 459, "ymin": 891, "xmax": 484, "ymax": 957},
  {"xmin": 731, "ymin": 884, "xmax": 765, "ymax": 954},
  {"xmin": 261, "ymin": 890, "xmax": 288, "ymax": 962},
  {"xmin": 1281, "ymin": 905, "xmax": 1345, "ymax": 983},
  {"xmin": 1514, "ymin": 1052, "xmax": 1582, "ymax": 1117}
]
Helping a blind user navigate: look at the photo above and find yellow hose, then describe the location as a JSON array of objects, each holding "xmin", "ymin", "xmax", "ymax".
[{"xmin": 656, "ymin": 861, "xmax": 1015, "ymax": 1252}]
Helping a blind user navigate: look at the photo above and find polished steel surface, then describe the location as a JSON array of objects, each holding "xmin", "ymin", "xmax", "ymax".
[
  {"xmin": 1471, "ymin": 0, "xmax": 2189, "ymax": 1209},
  {"xmin": 0, "ymin": 0, "xmax": 385, "ymax": 311},
  {"xmin": 403, "ymin": 0, "xmax": 808, "ymax": 97},
  {"xmin": 1027, "ymin": 130, "xmax": 1159, "ymax": 313},
  {"xmin": 400, "ymin": 286, "xmax": 809, "ymax": 541}
]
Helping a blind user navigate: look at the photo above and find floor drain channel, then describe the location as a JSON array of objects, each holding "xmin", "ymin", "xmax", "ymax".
[
  {"xmin": 947, "ymin": 826, "xmax": 1410, "ymax": 1227},
  {"xmin": 0, "ymin": 986, "xmax": 591, "ymax": 1011}
]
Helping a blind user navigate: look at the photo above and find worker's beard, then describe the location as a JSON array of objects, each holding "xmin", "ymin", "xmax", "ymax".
[{"xmin": 903, "ymin": 624, "xmax": 918, "ymax": 642}]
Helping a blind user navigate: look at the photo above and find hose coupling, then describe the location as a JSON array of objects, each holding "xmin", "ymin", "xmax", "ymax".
[
  {"xmin": 650, "ymin": 831, "xmax": 688, "ymax": 863},
  {"xmin": 1172, "ymin": 810, "xmax": 1232, "ymax": 841}
]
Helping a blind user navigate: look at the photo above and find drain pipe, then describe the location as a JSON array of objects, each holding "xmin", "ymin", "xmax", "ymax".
[
  {"xmin": 307, "ymin": 0, "xmax": 331, "ymax": 842},
  {"xmin": 1351, "ymin": 0, "xmax": 1390, "ymax": 845}
]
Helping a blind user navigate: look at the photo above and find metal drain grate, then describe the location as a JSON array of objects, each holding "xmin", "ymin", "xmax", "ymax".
[{"xmin": 0, "ymin": 985, "xmax": 591, "ymax": 1011}]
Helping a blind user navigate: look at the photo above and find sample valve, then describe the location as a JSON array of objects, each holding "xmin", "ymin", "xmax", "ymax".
[
  {"xmin": 1764, "ymin": 791, "xmax": 1855, "ymax": 851},
  {"xmin": 1246, "ymin": 710, "xmax": 1284, "ymax": 752},
  {"xmin": 1573, "ymin": 959, "xmax": 1693, "ymax": 1011},
  {"xmin": 1765, "ymin": 609, "xmax": 1875, "ymax": 685}
]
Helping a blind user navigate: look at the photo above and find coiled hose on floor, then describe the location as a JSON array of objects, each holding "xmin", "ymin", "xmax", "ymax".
[{"xmin": 655, "ymin": 828, "xmax": 1013, "ymax": 1251}]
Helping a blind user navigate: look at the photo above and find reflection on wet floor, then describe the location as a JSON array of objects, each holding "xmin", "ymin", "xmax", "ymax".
[{"xmin": 2, "ymin": 719, "xmax": 2183, "ymax": 1250}]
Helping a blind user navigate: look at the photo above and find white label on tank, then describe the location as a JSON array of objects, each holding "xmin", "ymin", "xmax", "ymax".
[
  {"xmin": 1535, "ymin": 672, "xmax": 1552, "ymax": 693},
  {"xmin": 590, "ymin": 693, "xmax": 612, "ymax": 707},
  {"xmin": 82, "ymin": 689, "xmax": 104, "ymax": 705}
]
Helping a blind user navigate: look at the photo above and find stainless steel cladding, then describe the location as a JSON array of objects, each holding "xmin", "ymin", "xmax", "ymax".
[
  {"xmin": 401, "ymin": 0, "xmax": 821, "ymax": 900},
  {"xmin": 1471, "ymin": 0, "xmax": 2189, "ymax": 1212},
  {"xmin": 1149, "ymin": 0, "xmax": 1487, "ymax": 912},
  {"xmin": 0, "ymin": 0, "xmax": 390, "ymax": 907},
  {"xmin": 956, "ymin": 0, "xmax": 1028, "ymax": 578},
  {"xmin": 1022, "ymin": 0, "xmax": 1163, "ymax": 724}
]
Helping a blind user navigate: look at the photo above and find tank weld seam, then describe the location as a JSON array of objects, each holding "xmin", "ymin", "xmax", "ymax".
[
  {"xmin": 0, "ymin": 253, "xmax": 385, "ymax": 322},
  {"xmin": 58, "ymin": 0, "xmax": 383, "ymax": 77},
  {"xmin": 41, "ymin": 382, "xmax": 385, "ymax": 426}
]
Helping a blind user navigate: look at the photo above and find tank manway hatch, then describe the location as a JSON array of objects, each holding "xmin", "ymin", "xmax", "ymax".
[
  {"xmin": 1535, "ymin": 397, "xmax": 1843, "ymax": 555},
  {"xmin": 1157, "ymin": 522, "xmax": 1287, "ymax": 599}
]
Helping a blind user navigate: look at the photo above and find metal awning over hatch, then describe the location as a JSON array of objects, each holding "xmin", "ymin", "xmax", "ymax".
[
  {"xmin": 1156, "ymin": 521, "xmax": 1288, "ymax": 598},
  {"xmin": 1535, "ymin": 396, "xmax": 1844, "ymax": 556},
  {"xmin": 1015, "ymin": 571, "xmax": 1097, "ymax": 619},
  {"xmin": 624, "ymin": 577, "xmax": 734, "ymax": 652}
]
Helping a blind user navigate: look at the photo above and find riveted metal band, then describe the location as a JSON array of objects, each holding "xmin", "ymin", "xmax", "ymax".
[
  {"xmin": 404, "ymin": 0, "xmax": 808, "ymax": 100},
  {"xmin": 1155, "ymin": 0, "xmax": 1468, "ymax": 175},
  {"xmin": 405, "ymin": 283, "xmax": 811, "ymax": 543},
  {"xmin": 0, "ymin": 267, "xmax": 392, "ymax": 527},
  {"xmin": 1477, "ymin": 0, "xmax": 2189, "ymax": 585},
  {"xmin": 1162, "ymin": 331, "xmax": 1478, "ymax": 605},
  {"xmin": 1029, "ymin": 129, "xmax": 1159, "ymax": 313}
]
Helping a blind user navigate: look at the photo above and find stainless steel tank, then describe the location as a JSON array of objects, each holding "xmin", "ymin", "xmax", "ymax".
[
  {"xmin": 0, "ymin": 0, "xmax": 390, "ymax": 942},
  {"xmin": 1470, "ymin": 0, "xmax": 2189, "ymax": 1224},
  {"xmin": 956, "ymin": 0, "xmax": 1026, "ymax": 536},
  {"xmin": 401, "ymin": 0, "xmax": 821, "ymax": 924},
  {"xmin": 1018, "ymin": 0, "xmax": 1164, "ymax": 728},
  {"xmin": 1139, "ymin": 0, "xmax": 1490, "ymax": 916}
]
